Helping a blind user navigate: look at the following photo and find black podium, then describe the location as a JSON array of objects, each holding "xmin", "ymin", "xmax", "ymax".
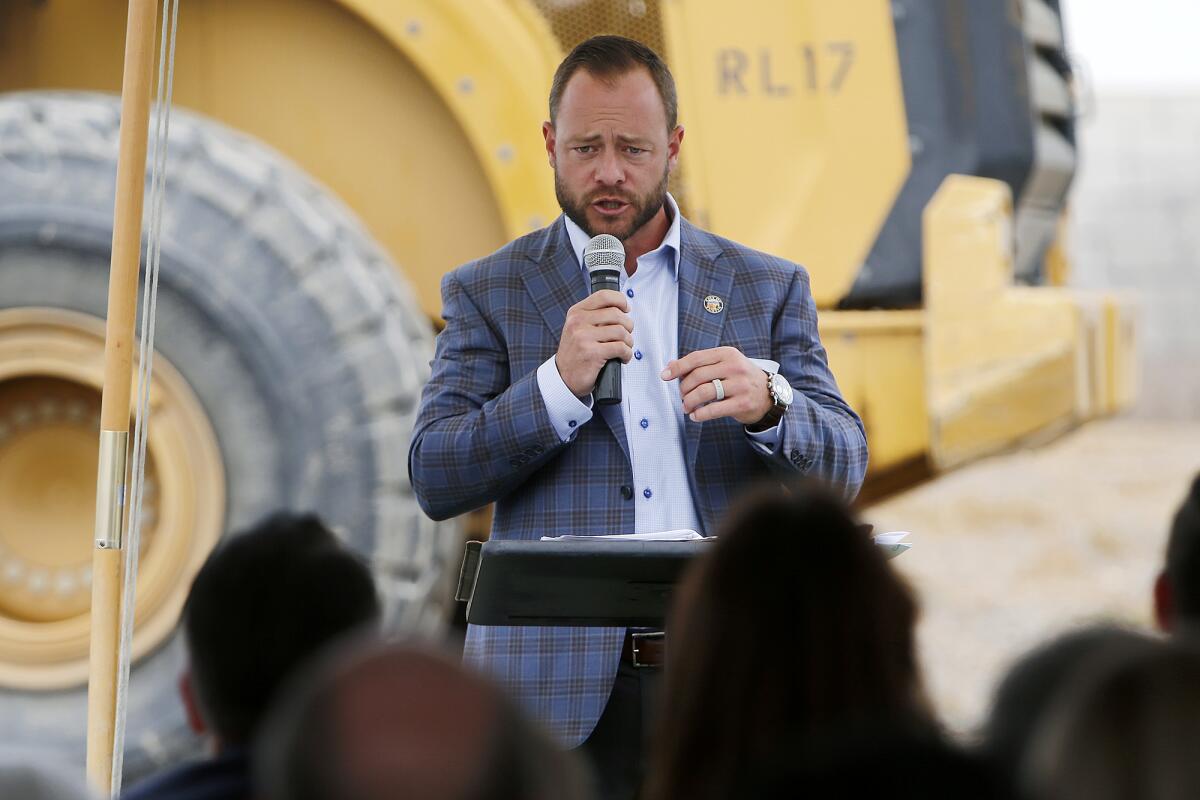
[{"xmin": 455, "ymin": 539, "xmax": 713, "ymax": 627}]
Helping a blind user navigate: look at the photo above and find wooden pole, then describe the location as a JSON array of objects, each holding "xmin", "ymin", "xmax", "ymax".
[{"xmin": 87, "ymin": 0, "xmax": 160, "ymax": 794}]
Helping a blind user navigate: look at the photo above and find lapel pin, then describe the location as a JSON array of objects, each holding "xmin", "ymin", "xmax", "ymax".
[{"xmin": 703, "ymin": 294, "xmax": 724, "ymax": 314}]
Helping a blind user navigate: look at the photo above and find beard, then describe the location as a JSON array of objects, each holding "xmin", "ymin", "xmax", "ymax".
[{"xmin": 555, "ymin": 165, "xmax": 670, "ymax": 242}]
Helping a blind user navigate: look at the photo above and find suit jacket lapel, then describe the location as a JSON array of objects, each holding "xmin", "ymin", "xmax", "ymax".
[
  {"xmin": 521, "ymin": 219, "xmax": 588, "ymax": 342},
  {"xmin": 677, "ymin": 220, "xmax": 733, "ymax": 470},
  {"xmin": 521, "ymin": 218, "xmax": 630, "ymax": 465}
]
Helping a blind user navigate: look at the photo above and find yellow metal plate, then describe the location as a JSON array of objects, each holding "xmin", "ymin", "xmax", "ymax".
[
  {"xmin": 820, "ymin": 310, "xmax": 927, "ymax": 475},
  {"xmin": 923, "ymin": 176, "xmax": 1083, "ymax": 469}
]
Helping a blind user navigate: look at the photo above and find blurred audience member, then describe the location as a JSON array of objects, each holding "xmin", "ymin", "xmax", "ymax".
[
  {"xmin": 752, "ymin": 722, "xmax": 1008, "ymax": 799},
  {"xmin": 645, "ymin": 481, "xmax": 932, "ymax": 800},
  {"xmin": 981, "ymin": 624, "xmax": 1153, "ymax": 795},
  {"xmin": 255, "ymin": 643, "xmax": 594, "ymax": 800},
  {"xmin": 123, "ymin": 512, "xmax": 380, "ymax": 800},
  {"xmin": 1025, "ymin": 638, "xmax": 1200, "ymax": 800},
  {"xmin": 0, "ymin": 751, "xmax": 94, "ymax": 800},
  {"xmin": 1155, "ymin": 474, "xmax": 1200, "ymax": 633}
]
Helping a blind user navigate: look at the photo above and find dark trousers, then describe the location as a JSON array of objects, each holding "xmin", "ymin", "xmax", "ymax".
[{"xmin": 576, "ymin": 660, "xmax": 663, "ymax": 800}]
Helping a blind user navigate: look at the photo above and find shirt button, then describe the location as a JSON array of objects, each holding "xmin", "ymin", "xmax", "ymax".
[
  {"xmin": 643, "ymin": 487, "xmax": 652, "ymax": 499},
  {"xmin": 568, "ymin": 420, "xmax": 577, "ymax": 428},
  {"xmin": 634, "ymin": 350, "xmax": 643, "ymax": 360},
  {"xmin": 626, "ymin": 288, "xmax": 635, "ymax": 298},
  {"xmin": 640, "ymin": 418, "xmax": 649, "ymax": 429},
  {"xmin": 620, "ymin": 485, "xmax": 634, "ymax": 501}
]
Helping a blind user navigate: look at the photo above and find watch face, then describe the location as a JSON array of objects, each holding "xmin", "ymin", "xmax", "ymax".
[{"xmin": 771, "ymin": 373, "xmax": 794, "ymax": 406}]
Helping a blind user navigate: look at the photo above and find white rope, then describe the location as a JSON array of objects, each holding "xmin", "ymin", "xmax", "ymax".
[{"xmin": 110, "ymin": 0, "xmax": 179, "ymax": 794}]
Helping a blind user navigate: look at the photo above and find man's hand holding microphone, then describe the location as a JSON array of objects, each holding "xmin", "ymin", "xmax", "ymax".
[
  {"xmin": 555, "ymin": 234, "xmax": 631, "ymax": 403},
  {"xmin": 555, "ymin": 233, "xmax": 783, "ymax": 427}
]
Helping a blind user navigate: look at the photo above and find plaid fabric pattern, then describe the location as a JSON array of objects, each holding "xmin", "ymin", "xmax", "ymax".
[{"xmin": 409, "ymin": 218, "xmax": 868, "ymax": 746}]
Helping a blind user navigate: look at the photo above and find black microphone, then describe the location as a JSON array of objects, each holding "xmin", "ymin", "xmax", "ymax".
[{"xmin": 584, "ymin": 233, "xmax": 625, "ymax": 405}]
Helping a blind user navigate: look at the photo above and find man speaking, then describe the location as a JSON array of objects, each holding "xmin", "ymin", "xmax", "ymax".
[{"xmin": 409, "ymin": 35, "xmax": 868, "ymax": 798}]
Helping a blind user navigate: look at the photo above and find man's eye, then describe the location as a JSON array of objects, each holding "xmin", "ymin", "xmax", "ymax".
[
  {"xmin": 574, "ymin": 146, "xmax": 595, "ymax": 154},
  {"xmin": 626, "ymin": 147, "xmax": 645, "ymax": 155}
]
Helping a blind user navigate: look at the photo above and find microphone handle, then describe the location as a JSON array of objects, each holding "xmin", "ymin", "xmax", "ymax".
[
  {"xmin": 594, "ymin": 357, "xmax": 622, "ymax": 405},
  {"xmin": 589, "ymin": 268, "xmax": 622, "ymax": 405}
]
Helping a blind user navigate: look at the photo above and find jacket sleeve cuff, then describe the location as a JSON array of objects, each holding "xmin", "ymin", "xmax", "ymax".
[{"xmin": 745, "ymin": 415, "xmax": 785, "ymax": 455}]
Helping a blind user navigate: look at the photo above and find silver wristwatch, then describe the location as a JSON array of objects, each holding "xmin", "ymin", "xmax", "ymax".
[{"xmin": 749, "ymin": 371, "xmax": 793, "ymax": 431}]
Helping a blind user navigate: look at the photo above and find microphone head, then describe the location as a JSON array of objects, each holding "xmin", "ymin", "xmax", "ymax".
[{"xmin": 584, "ymin": 234, "xmax": 624, "ymax": 274}]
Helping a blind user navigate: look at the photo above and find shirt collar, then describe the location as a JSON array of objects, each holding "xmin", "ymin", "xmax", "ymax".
[{"xmin": 563, "ymin": 192, "xmax": 682, "ymax": 281}]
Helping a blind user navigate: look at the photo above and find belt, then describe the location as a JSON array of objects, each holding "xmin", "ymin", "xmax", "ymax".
[{"xmin": 621, "ymin": 631, "xmax": 665, "ymax": 668}]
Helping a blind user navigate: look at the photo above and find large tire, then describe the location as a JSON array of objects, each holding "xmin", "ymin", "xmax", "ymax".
[{"xmin": 0, "ymin": 92, "xmax": 457, "ymax": 778}]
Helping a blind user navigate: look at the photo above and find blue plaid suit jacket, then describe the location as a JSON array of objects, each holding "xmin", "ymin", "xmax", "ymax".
[{"xmin": 409, "ymin": 217, "xmax": 867, "ymax": 746}]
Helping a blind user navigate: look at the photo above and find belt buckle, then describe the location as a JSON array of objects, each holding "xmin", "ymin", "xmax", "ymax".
[{"xmin": 631, "ymin": 631, "xmax": 664, "ymax": 668}]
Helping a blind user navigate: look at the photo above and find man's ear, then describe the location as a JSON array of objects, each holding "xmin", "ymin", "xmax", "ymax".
[
  {"xmin": 542, "ymin": 121, "xmax": 557, "ymax": 168},
  {"xmin": 667, "ymin": 124, "xmax": 684, "ymax": 172},
  {"xmin": 179, "ymin": 668, "xmax": 208, "ymax": 735},
  {"xmin": 1154, "ymin": 571, "xmax": 1175, "ymax": 632}
]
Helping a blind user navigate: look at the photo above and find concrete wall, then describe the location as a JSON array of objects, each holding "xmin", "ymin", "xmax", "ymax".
[{"xmin": 1069, "ymin": 92, "xmax": 1200, "ymax": 419}]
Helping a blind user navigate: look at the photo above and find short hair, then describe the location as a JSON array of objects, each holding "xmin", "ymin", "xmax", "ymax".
[
  {"xmin": 255, "ymin": 644, "xmax": 595, "ymax": 800},
  {"xmin": 183, "ymin": 512, "xmax": 380, "ymax": 744},
  {"xmin": 981, "ymin": 624, "xmax": 1153, "ymax": 789},
  {"xmin": 1165, "ymin": 474, "xmax": 1200, "ymax": 621},
  {"xmin": 646, "ymin": 481, "xmax": 927, "ymax": 800},
  {"xmin": 1026, "ymin": 638, "xmax": 1200, "ymax": 800},
  {"xmin": 548, "ymin": 35, "xmax": 678, "ymax": 131}
]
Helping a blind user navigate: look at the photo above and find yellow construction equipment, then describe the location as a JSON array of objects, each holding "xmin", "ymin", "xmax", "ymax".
[{"xmin": 0, "ymin": 0, "xmax": 1133, "ymax": 776}]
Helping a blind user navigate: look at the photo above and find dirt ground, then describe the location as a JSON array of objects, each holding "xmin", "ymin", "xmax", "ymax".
[{"xmin": 863, "ymin": 417, "xmax": 1200, "ymax": 738}]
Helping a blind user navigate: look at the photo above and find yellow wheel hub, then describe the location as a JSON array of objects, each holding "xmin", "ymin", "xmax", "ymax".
[{"xmin": 0, "ymin": 308, "xmax": 224, "ymax": 689}]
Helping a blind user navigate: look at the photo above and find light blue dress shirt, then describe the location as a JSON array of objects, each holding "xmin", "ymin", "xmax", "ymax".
[{"xmin": 535, "ymin": 194, "xmax": 783, "ymax": 534}]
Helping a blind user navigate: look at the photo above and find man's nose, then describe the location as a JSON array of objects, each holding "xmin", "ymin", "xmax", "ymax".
[{"xmin": 594, "ymin": 150, "xmax": 624, "ymax": 185}]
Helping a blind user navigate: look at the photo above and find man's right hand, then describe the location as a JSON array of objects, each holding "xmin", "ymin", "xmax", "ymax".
[{"xmin": 556, "ymin": 290, "xmax": 634, "ymax": 398}]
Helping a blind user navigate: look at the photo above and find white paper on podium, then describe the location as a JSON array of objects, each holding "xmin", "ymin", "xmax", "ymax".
[
  {"xmin": 540, "ymin": 529, "xmax": 706, "ymax": 542},
  {"xmin": 539, "ymin": 529, "xmax": 911, "ymax": 558},
  {"xmin": 874, "ymin": 531, "xmax": 912, "ymax": 559}
]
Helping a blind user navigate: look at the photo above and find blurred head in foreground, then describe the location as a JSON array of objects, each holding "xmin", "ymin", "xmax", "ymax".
[
  {"xmin": 982, "ymin": 623, "xmax": 1153, "ymax": 790},
  {"xmin": 255, "ymin": 643, "xmax": 595, "ymax": 800},
  {"xmin": 751, "ymin": 725, "xmax": 1008, "ymax": 800},
  {"xmin": 645, "ymin": 480, "xmax": 929, "ymax": 800},
  {"xmin": 1025, "ymin": 637, "xmax": 1200, "ymax": 800},
  {"xmin": 0, "ymin": 751, "xmax": 93, "ymax": 800},
  {"xmin": 1155, "ymin": 474, "xmax": 1200, "ymax": 633},
  {"xmin": 182, "ymin": 512, "xmax": 381, "ymax": 748}
]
